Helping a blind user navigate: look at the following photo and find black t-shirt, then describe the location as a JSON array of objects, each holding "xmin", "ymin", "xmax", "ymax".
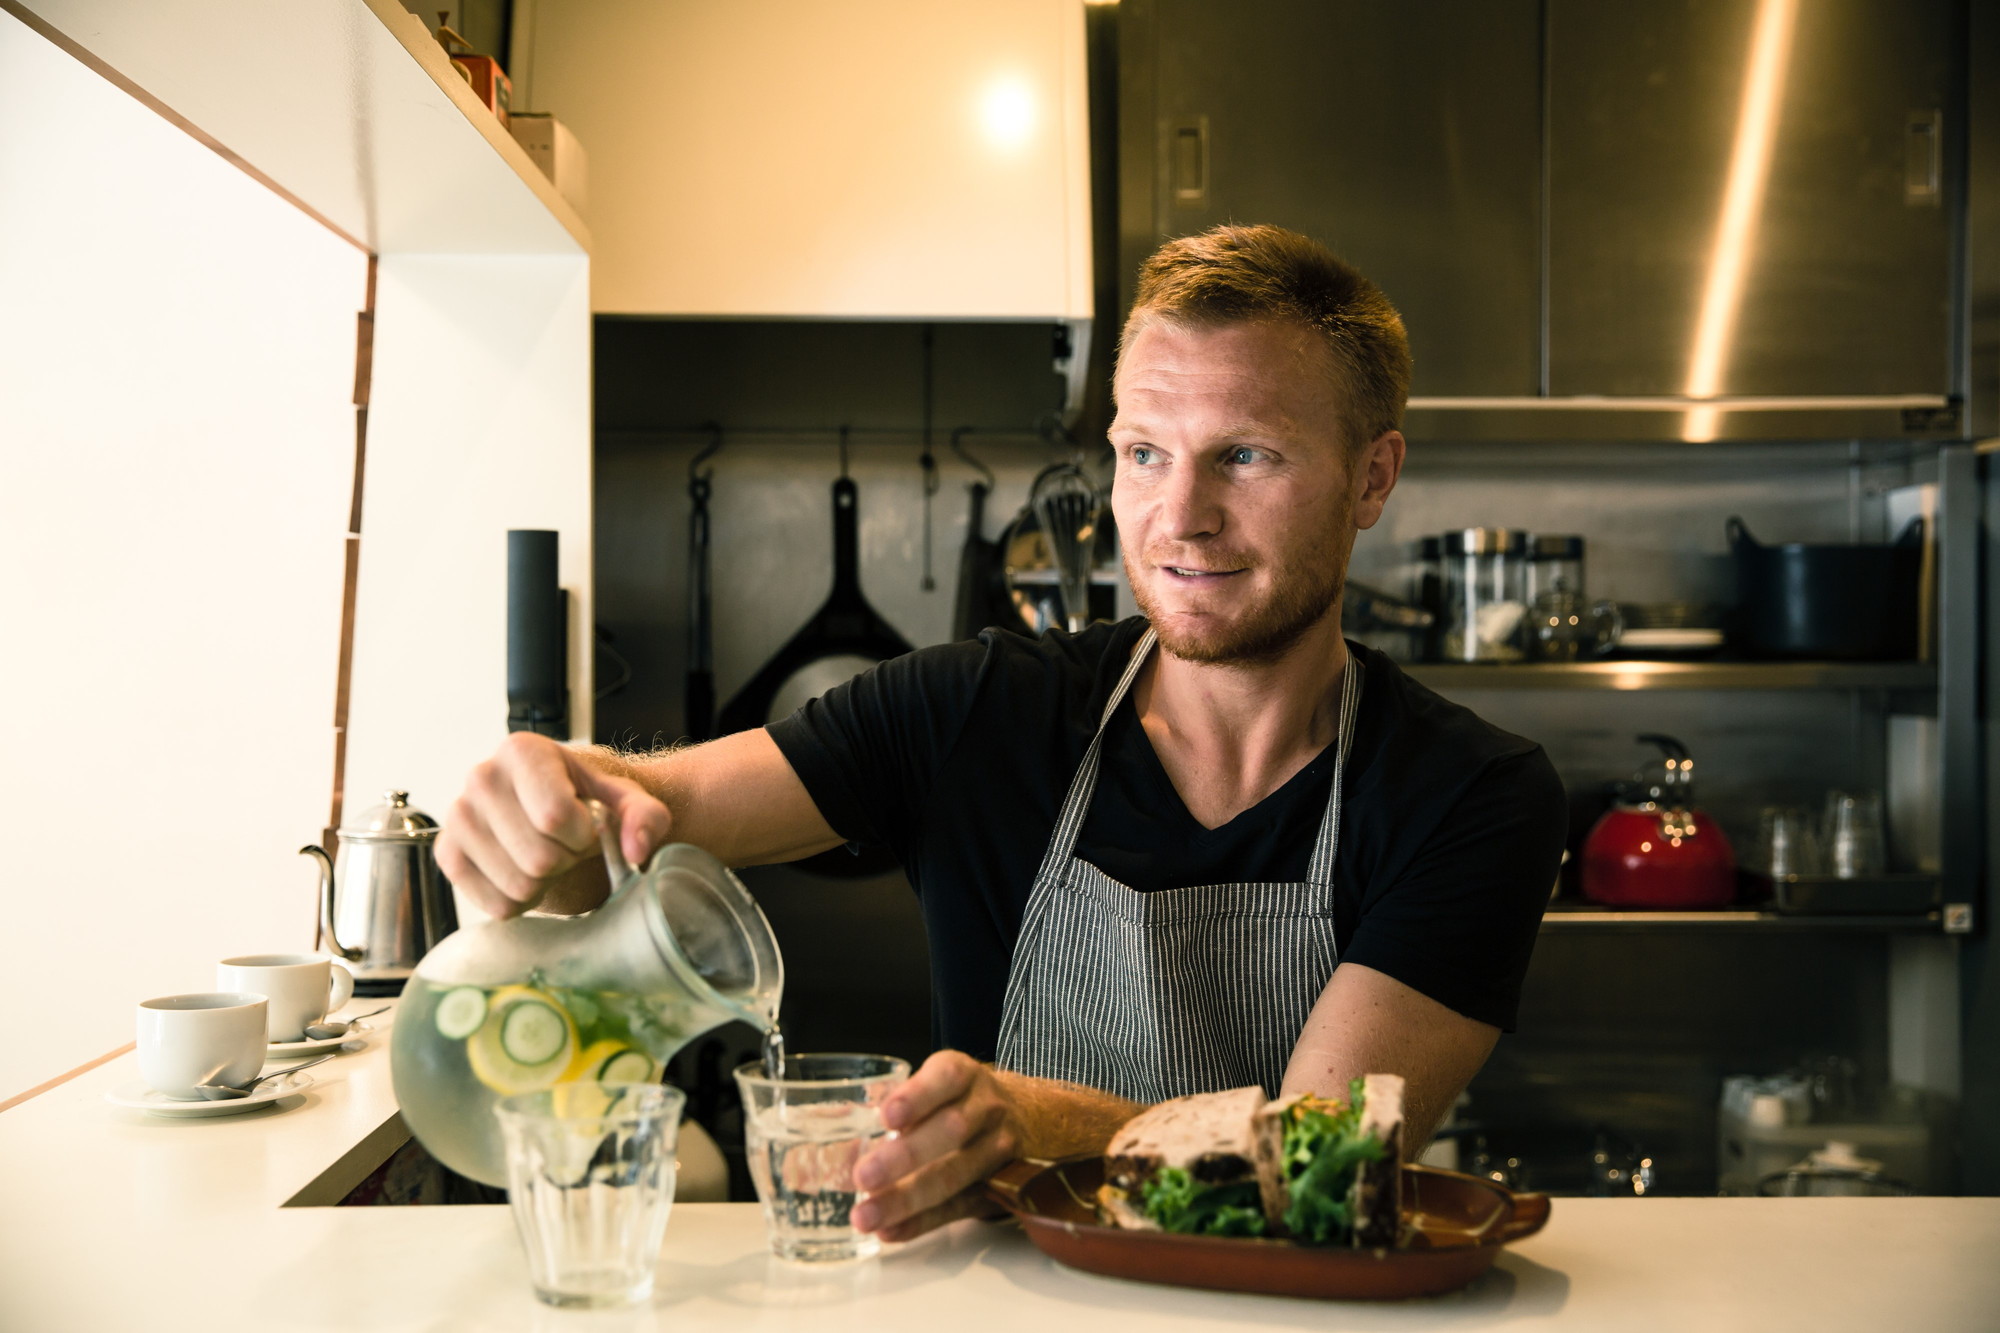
[{"xmin": 767, "ymin": 617, "xmax": 1565, "ymax": 1058}]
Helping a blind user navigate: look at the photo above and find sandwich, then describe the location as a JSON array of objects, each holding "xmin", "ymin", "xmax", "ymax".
[{"xmin": 1097, "ymin": 1074, "xmax": 1406, "ymax": 1249}]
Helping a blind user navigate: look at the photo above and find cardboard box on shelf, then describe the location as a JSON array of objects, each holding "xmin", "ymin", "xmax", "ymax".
[
  {"xmin": 449, "ymin": 54, "xmax": 511, "ymax": 127},
  {"xmin": 508, "ymin": 114, "xmax": 587, "ymax": 219}
]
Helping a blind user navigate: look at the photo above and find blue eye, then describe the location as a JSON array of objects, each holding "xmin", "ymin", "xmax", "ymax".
[
  {"xmin": 1130, "ymin": 446, "xmax": 1156, "ymax": 465},
  {"xmin": 1230, "ymin": 447, "xmax": 1259, "ymax": 465}
]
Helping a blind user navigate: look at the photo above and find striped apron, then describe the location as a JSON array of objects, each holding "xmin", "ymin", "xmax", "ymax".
[{"xmin": 994, "ymin": 627, "xmax": 1363, "ymax": 1103}]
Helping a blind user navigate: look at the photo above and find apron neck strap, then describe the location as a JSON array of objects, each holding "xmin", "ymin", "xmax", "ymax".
[
  {"xmin": 1304, "ymin": 652, "xmax": 1365, "ymax": 887},
  {"xmin": 1034, "ymin": 628, "xmax": 1363, "ymax": 889}
]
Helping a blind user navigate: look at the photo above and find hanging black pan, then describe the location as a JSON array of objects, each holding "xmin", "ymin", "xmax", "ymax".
[
  {"xmin": 718, "ymin": 469, "xmax": 912, "ymax": 877},
  {"xmin": 950, "ymin": 428, "xmax": 1028, "ymax": 641}
]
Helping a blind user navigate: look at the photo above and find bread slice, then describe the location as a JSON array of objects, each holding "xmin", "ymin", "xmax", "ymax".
[
  {"xmin": 1348, "ymin": 1073, "xmax": 1405, "ymax": 1248},
  {"xmin": 1099, "ymin": 1086, "xmax": 1280, "ymax": 1229}
]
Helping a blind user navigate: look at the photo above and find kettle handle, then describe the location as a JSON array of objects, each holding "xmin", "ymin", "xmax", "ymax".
[
  {"xmin": 299, "ymin": 844, "xmax": 364, "ymax": 962},
  {"xmin": 1725, "ymin": 515, "xmax": 1757, "ymax": 552}
]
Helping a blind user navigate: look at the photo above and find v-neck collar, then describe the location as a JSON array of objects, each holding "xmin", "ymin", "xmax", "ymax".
[{"xmin": 1104, "ymin": 697, "xmax": 1343, "ymax": 844}]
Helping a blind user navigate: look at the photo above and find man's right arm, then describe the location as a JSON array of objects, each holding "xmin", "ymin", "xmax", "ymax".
[{"xmin": 436, "ymin": 729, "xmax": 846, "ymax": 919}]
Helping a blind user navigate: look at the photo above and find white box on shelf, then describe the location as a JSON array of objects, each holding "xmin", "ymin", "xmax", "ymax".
[{"xmin": 509, "ymin": 113, "xmax": 588, "ymax": 219}]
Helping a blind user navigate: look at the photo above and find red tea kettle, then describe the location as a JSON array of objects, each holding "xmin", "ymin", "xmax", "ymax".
[{"xmin": 1580, "ymin": 734, "xmax": 1736, "ymax": 908}]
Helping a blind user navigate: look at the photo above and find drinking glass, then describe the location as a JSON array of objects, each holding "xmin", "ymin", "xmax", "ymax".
[
  {"xmin": 494, "ymin": 1082, "xmax": 685, "ymax": 1309},
  {"xmin": 1755, "ymin": 807, "xmax": 1821, "ymax": 878},
  {"xmin": 1823, "ymin": 790, "xmax": 1886, "ymax": 878},
  {"xmin": 734, "ymin": 1053, "xmax": 910, "ymax": 1263}
]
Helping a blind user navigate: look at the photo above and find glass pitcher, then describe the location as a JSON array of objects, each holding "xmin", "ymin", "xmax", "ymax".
[{"xmin": 391, "ymin": 805, "xmax": 783, "ymax": 1186}]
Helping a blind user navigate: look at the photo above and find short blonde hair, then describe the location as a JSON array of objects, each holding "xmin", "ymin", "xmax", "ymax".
[{"xmin": 1122, "ymin": 224, "xmax": 1412, "ymax": 449}]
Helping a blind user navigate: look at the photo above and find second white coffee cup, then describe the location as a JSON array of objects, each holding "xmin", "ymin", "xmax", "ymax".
[{"xmin": 217, "ymin": 954, "xmax": 356, "ymax": 1042}]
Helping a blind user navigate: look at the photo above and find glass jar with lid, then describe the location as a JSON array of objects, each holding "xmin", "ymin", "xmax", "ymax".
[
  {"xmin": 1442, "ymin": 528, "xmax": 1529, "ymax": 663},
  {"xmin": 1524, "ymin": 534, "xmax": 1586, "ymax": 606}
]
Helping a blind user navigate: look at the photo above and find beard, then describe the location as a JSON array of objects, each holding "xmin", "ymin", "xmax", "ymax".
[{"xmin": 1128, "ymin": 529, "xmax": 1349, "ymax": 667}]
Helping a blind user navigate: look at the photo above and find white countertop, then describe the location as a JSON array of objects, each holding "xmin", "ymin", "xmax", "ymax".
[{"xmin": 5, "ymin": 1006, "xmax": 1999, "ymax": 1332}]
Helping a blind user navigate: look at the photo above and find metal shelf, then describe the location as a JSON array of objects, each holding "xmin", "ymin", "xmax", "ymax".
[
  {"xmin": 1541, "ymin": 906, "xmax": 1946, "ymax": 933},
  {"xmin": 1405, "ymin": 660, "xmax": 1936, "ymax": 692}
]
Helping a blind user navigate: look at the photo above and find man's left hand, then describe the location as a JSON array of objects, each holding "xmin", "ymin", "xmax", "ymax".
[{"xmin": 848, "ymin": 1051, "xmax": 1021, "ymax": 1241}]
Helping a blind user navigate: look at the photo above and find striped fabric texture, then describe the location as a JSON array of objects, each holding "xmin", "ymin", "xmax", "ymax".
[{"xmin": 995, "ymin": 629, "xmax": 1363, "ymax": 1102}]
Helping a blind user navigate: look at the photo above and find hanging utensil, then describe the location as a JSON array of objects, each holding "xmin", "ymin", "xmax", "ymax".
[
  {"xmin": 949, "ymin": 429, "xmax": 1018, "ymax": 641},
  {"xmin": 920, "ymin": 446, "xmax": 939, "ymax": 593},
  {"xmin": 920, "ymin": 324, "xmax": 938, "ymax": 592},
  {"xmin": 1029, "ymin": 462, "xmax": 1102, "ymax": 633},
  {"xmin": 718, "ymin": 431, "xmax": 912, "ymax": 877},
  {"xmin": 685, "ymin": 425, "xmax": 723, "ymax": 741}
]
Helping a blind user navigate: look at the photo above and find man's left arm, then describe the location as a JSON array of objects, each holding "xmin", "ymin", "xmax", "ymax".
[
  {"xmin": 1282, "ymin": 744, "xmax": 1568, "ymax": 1146},
  {"xmin": 1279, "ymin": 961, "xmax": 1497, "ymax": 1150}
]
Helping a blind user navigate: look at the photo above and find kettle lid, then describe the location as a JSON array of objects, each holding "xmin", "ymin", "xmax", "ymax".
[{"xmin": 340, "ymin": 790, "xmax": 440, "ymax": 840}]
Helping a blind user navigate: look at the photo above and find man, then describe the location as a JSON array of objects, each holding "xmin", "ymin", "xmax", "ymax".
[{"xmin": 437, "ymin": 225, "xmax": 1565, "ymax": 1242}]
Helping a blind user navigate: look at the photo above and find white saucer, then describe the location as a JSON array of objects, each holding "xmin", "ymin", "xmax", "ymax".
[
  {"xmin": 1617, "ymin": 627, "xmax": 1726, "ymax": 653},
  {"xmin": 104, "ymin": 1070, "xmax": 316, "ymax": 1118},
  {"xmin": 267, "ymin": 1017, "xmax": 379, "ymax": 1058}
]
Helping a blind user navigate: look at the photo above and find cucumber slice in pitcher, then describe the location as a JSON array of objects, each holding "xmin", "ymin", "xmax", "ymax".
[
  {"xmin": 597, "ymin": 1049, "xmax": 657, "ymax": 1083},
  {"xmin": 501, "ymin": 999, "xmax": 572, "ymax": 1066},
  {"xmin": 433, "ymin": 986, "xmax": 488, "ymax": 1040},
  {"xmin": 467, "ymin": 987, "xmax": 579, "ymax": 1095}
]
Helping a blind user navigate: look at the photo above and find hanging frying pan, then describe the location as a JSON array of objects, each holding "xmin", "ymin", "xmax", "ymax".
[
  {"xmin": 718, "ymin": 470, "xmax": 912, "ymax": 877},
  {"xmin": 952, "ymin": 481, "xmax": 1024, "ymax": 641},
  {"xmin": 949, "ymin": 429, "xmax": 1020, "ymax": 641}
]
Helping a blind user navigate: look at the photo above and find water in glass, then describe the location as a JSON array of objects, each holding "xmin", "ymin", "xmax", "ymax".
[{"xmin": 735, "ymin": 1053, "xmax": 908, "ymax": 1263}]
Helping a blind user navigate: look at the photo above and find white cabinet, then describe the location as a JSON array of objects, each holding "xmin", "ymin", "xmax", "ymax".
[
  {"xmin": 513, "ymin": 0, "xmax": 1093, "ymax": 319},
  {"xmin": 0, "ymin": 0, "xmax": 591, "ymax": 1100}
]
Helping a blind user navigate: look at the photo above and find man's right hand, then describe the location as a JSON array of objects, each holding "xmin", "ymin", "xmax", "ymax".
[{"xmin": 435, "ymin": 732, "xmax": 674, "ymax": 919}]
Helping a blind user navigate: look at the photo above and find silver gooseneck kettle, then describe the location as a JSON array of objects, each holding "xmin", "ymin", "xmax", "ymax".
[{"xmin": 300, "ymin": 790, "xmax": 458, "ymax": 995}]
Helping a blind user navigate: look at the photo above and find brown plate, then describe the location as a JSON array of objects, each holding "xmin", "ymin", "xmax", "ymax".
[{"xmin": 984, "ymin": 1157, "xmax": 1550, "ymax": 1301}]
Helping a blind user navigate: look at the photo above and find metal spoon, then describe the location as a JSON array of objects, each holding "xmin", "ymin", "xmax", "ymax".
[
  {"xmin": 302, "ymin": 1004, "xmax": 390, "ymax": 1042},
  {"xmin": 195, "ymin": 1051, "xmax": 337, "ymax": 1101}
]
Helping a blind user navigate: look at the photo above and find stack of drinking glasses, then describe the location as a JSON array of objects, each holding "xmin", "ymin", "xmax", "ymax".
[{"xmin": 1755, "ymin": 790, "xmax": 1886, "ymax": 879}]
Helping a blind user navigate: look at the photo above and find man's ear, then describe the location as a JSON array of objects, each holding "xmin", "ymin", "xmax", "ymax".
[{"xmin": 1353, "ymin": 430, "xmax": 1405, "ymax": 530}]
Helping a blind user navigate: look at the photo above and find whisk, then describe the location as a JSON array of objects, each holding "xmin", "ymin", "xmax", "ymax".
[{"xmin": 1030, "ymin": 464, "xmax": 1102, "ymax": 633}]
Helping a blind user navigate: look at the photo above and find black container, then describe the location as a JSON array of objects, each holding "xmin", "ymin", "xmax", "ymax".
[{"xmin": 1726, "ymin": 516, "xmax": 1924, "ymax": 660}]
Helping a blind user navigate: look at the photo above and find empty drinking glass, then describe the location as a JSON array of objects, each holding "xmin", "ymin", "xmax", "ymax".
[
  {"xmin": 1823, "ymin": 790, "xmax": 1886, "ymax": 879},
  {"xmin": 735, "ymin": 1053, "xmax": 909, "ymax": 1263},
  {"xmin": 1756, "ymin": 807, "xmax": 1821, "ymax": 878},
  {"xmin": 494, "ymin": 1082, "xmax": 685, "ymax": 1309}
]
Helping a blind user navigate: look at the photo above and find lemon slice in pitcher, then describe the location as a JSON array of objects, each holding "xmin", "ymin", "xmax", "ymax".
[
  {"xmin": 467, "ymin": 986, "xmax": 578, "ymax": 1096},
  {"xmin": 565, "ymin": 1039, "xmax": 659, "ymax": 1085}
]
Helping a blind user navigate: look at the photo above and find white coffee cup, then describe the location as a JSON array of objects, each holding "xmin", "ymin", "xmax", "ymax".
[
  {"xmin": 216, "ymin": 954, "xmax": 356, "ymax": 1042},
  {"xmin": 136, "ymin": 992, "xmax": 269, "ymax": 1099}
]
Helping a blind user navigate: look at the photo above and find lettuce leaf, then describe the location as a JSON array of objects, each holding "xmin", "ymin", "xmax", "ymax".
[
  {"xmin": 1137, "ymin": 1166, "xmax": 1268, "ymax": 1237},
  {"xmin": 1278, "ymin": 1079, "xmax": 1387, "ymax": 1246}
]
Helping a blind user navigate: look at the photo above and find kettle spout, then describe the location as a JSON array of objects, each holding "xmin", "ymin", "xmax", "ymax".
[{"xmin": 300, "ymin": 844, "xmax": 363, "ymax": 963}]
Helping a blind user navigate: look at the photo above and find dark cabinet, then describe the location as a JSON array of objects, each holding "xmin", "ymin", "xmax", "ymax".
[
  {"xmin": 1546, "ymin": 0, "xmax": 1954, "ymax": 397},
  {"xmin": 1122, "ymin": 0, "xmax": 1961, "ymax": 417},
  {"xmin": 1123, "ymin": 0, "xmax": 1542, "ymax": 397}
]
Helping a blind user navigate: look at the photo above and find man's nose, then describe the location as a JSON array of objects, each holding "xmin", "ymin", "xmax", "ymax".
[{"xmin": 1156, "ymin": 459, "xmax": 1225, "ymax": 540}]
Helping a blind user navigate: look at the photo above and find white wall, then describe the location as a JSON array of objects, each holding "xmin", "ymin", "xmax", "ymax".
[
  {"xmin": 0, "ymin": 11, "xmax": 366, "ymax": 1097},
  {"xmin": 344, "ymin": 253, "xmax": 594, "ymax": 879}
]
